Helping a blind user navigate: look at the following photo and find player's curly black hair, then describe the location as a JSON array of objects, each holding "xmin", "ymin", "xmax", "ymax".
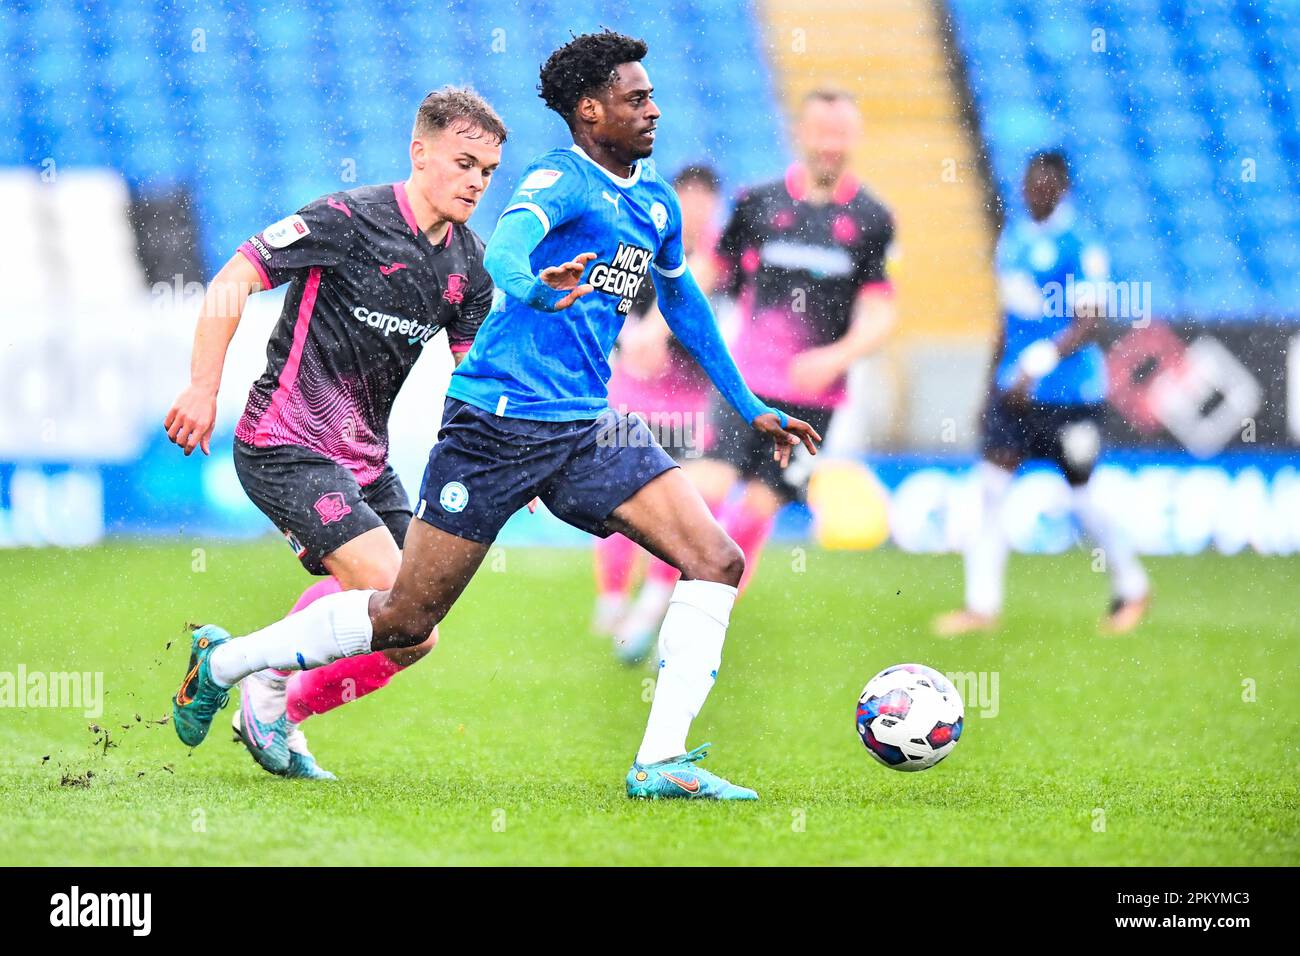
[{"xmin": 538, "ymin": 29, "xmax": 649, "ymax": 125}]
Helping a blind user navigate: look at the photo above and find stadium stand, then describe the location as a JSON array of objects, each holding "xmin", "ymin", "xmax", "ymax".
[
  {"xmin": 1, "ymin": 0, "xmax": 787, "ymax": 274},
  {"xmin": 947, "ymin": 0, "xmax": 1300, "ymax": 320}
]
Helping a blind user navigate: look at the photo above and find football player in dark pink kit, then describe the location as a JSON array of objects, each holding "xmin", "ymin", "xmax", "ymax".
[{"xmin": 163, "ymin": 88, "xmax": 512, "ymax": 779}]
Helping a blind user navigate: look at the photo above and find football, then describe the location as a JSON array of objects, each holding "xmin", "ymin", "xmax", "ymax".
[{"xmin": 856, "ymin": 663, "xmax": 964, "ymax": 771}]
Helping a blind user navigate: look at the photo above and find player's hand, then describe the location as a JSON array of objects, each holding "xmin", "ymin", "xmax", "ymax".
[
  {"xmin": 752, "ymin": 411, "xmax": 821, "ymax": 469},
  {"xmin": 164, "ymin": 384, "xmax": 218, "ymax": 456},
  {"xmin": 540, "ymin": 252, "xmax": 597, "ymax": 310},
  {"xmin": 526, "ymin": 497, "xmax": 540, "ymax": 514},
  {"xmin": 788, "ymin": 347, "xmax": 844, "ymax": 395}
]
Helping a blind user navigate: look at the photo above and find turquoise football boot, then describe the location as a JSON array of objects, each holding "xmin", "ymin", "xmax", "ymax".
[
  {"xmin": 232, "ymin": 674, "xmax": 291, "ymax": 774},
  {"xmin": 626, "ymin": 744, "xmax": 758, "ymax": 800},
  {"xmin": 282, "ymin": 724, "xmax": 336, "ymax": 780},
  {"xmin": 172, "ymin": 625, "xmax": 233, "ymax": 747},
  {"xmin": 232, "ymin": 711, "xmax": 335, "ymax": 780},
  {"xmin": 285, "ymin": 748, "xmax": 337, "ymax": 781}
]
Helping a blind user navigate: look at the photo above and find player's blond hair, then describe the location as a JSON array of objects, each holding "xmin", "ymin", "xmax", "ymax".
[{"xmin": 413, "ymin": 86, "xmax": 507, "ymax": 145}]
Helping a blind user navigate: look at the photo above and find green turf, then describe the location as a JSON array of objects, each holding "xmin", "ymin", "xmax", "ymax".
[{"xmin": 0, "ymin": 539, "xmax": 1296, "ymax": 865}]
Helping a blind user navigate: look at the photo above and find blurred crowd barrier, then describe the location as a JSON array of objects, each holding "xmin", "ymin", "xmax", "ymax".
[{"xmin": 2, "ymin": 280, "xmax": 1297, "ymax": 555}]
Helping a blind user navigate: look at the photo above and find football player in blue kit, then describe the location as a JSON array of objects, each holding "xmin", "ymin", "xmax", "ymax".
[
  {"xmin": 934, "ymin": 151, "xmax": 1150, "ymax": 637},
  {"xmin": 172, "ymin": 30, "xmax": 821, "ymax": 800}
]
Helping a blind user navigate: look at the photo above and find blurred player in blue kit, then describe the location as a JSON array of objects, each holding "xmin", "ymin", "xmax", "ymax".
[{"xmin": 934, "ymin": 151, "xmax": 1150, "ymax": 637}]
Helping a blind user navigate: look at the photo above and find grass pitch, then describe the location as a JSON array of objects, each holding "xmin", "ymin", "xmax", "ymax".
[{"xmin": 1, "ymin": 540, "xmax": 1296, "ymax": 866}]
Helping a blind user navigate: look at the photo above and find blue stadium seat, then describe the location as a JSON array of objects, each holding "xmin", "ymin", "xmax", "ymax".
[
  {"xmin": 950, "ymin": 0, "xmax": 1299, "ymax": 319},
  {"xmin": 6, "ymin": 0, "xmax": 789, "ymax": 269}
]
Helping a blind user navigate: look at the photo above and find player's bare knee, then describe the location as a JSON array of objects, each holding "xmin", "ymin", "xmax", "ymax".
[
  {"xmin": 398, "ymin": 612, "xmax": 441, "ymax": 649},
  {"xmin": 696, "ymin": 535, "xmax": 744, "ymax": 587},
  {"xmin": 341, "ymin": 559, "xmax": 400, "ymax": 592},
  {"xmin": 363, "ymin": 570, "xmax": 400, "ymax": 591},
  {"xmin": 409, "ymin": 625, "xmax": 440, "ymax": 657},
  {"xmin": 324, "ymin": 531, "xmax": 403, "ymax": 592},
  {"xmin": 721, "ymin": 538, "xmax": 746, "ymax": 586}
]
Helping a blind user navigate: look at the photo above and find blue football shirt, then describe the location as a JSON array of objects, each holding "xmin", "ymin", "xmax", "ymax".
[
  {"xmin": 993, "ymin": 201, "xmax": 1109, "ymax": 405},
  {"xmin": 447, "ymin": 145, "xmax": 685, "ymax": 421}
]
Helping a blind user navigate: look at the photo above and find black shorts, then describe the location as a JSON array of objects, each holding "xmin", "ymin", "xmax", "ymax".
[
  {"xmin": 415, "ymin": 398, "xmax": 678, "ymax": 545},
  {"xmin": 981, "ymin": 395, "xmax": 1106, "ymax": 484},
  {"xmin": 706, "ymin": 394, "xmax": 835, "ymax": 503},
  {"xmin": 233, "ymin": 440, "xmax": 412, "ymax": 574}
]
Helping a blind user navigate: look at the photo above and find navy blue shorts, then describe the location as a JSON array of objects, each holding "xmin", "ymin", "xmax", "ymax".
[
  {"xmin": 982, "ymin": 395, "xmax": 1105, "ymax": 483},
  {"xmin": 416, "ymin": 398, "xmax": 678, "ymax": 544}
]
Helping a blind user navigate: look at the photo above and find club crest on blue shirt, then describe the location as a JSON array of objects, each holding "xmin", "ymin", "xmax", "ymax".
[
  {"xmin": 439, "ymin": 481, "xmax": 469, "ymax": 513},
  {"xmin": 650, "ymin": 202, "xmax": 669, "ymax": 233}
]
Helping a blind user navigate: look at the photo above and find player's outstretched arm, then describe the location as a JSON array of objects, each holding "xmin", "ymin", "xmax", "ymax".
[
  {"xmin": 653, "ymin": 266, "xmax": 820, "ymax": 467},
  {"xmin": 483, "ymin": 210, "xmax": 595, "ymax": 311},
  {"xmin": 164, "ymin": 253, "xmax": 264, "ymax": 456},
  {"xmin": 789, "ymin": 285, "xmax": 897, "ymax": 395}
]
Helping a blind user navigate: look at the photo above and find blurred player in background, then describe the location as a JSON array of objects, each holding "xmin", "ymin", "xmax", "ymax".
[
  {"xmin": 164, "ymin": 88, "xmax": 504, "ymax": 778},
  {"xmin": 592, "ymin": 164, "xmax": 729, "ymax": 661},
  {"xmin": 692, "ymin": 88, "xmax": 897, "ymax": 600},
  {"xmin": 933, "ymin": 150, "xmax": 1150, "ymax": 637},
  {"xmin": 172, "ymin": 30, "xmax": 820, "ymax": 801}
]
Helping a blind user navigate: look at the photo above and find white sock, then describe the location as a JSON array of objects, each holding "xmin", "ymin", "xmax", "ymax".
[
  {"xmin": 964, "ymin": 461, "xmax": 1012, "ymax": 617},
  {"xmin": 614, "ymin": 576, "xmax": 676, "ymax": 647},
  {"xmin": 243, "ymin": 669, "xmax": 288, "ymax": 723},
  {"xmin": 1071, "ymin": 481, "xmax": 1149, "ymax": 602},
  {"xmin": 636, "ymin": 579, "xmax": 735, "ymax": 765},
  {"xmin": 209, "ymin": 589, "xmax": 375, "ymax": 688}
]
